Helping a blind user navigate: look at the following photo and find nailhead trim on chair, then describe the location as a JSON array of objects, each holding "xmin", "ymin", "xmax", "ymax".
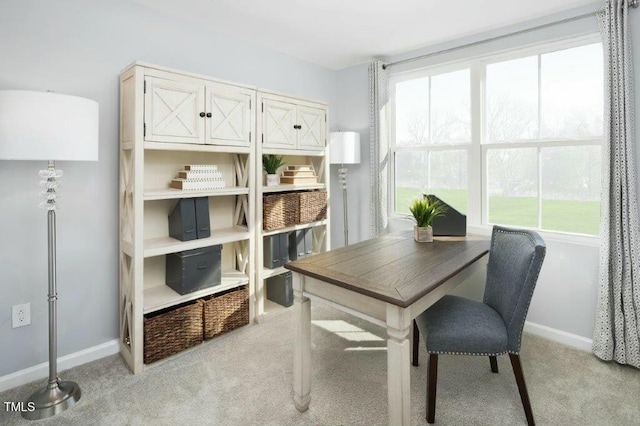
[{"xmin": 426, "ymin": 350, "xmax": 521, "ymax": 356}]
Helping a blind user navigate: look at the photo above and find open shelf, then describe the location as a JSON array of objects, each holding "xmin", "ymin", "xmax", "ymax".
[
  {"xmin": 144, "ymin": 186, "xmax": 249, "ymax": 201},
  {"xmin": 262, "ymin": 147, "xmax": 326, "ymax": 157},
  {"xmin": 143, "ymin": 270, "xmax": 249, "ymax": 314},
  {"xmin": 262, "ymin": 220, "xmax": 328, "ymax": 237},
  {"xmin": 262, "ymin": 265, "xmax": 288, "ymax": 279},
  {"xmin": 262, "ymin": 183, "xmax": 326, "ymax": 193},
  {"xmin": 144, "ymin": 226, "xmax": 250, "ymax": 257},
  {"xmin": 144, "ymin": 142, "xmax": 251, "ymax": 154}
]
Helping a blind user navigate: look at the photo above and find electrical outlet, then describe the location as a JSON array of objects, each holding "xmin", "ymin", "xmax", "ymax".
[{"xmin": 12, "ymin": 303, "xmax": 31, "ymax": 328}]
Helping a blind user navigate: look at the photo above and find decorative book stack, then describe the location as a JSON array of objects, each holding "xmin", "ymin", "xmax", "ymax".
[
  {"xmin": 170, "ymin": 165, "xmax": 226, "ymax": 190},
  {"xmin": 280, "ymin": 165, "xmax": 318, "ymax": 184}
]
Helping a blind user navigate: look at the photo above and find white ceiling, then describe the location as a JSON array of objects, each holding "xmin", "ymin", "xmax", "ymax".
[{"xmin": 131, "ymin": 0, "xmax": 597, "ymax": 70}]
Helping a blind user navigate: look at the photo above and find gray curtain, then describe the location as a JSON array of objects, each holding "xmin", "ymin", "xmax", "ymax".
[
  {"xmin": 593, "ymin": 0, "xmax": 640, "ymax": 368},
  {"xmin": 368, "ymin": 60, "xmax": 390, "ymax": 238}
]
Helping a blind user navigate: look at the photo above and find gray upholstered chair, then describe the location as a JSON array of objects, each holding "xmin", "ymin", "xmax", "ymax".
[{"xmin": 413, "ymin": 225, "xmax": 546, "ymax": 426}]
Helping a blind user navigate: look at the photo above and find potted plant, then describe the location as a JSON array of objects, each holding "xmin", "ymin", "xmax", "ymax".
[
  {"xmin": 262, "ymin": 155, "xmax": 286, "ymax": 186},
  {"xmin": 409, "ymin": 195, "xmax": 447, "ymax": 242}
]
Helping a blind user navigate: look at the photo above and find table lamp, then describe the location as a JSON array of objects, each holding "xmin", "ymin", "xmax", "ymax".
[
  {"xmin": 329, "ymin": 131, "xmax": 360, "ymax": 246},
  {"xmin": 0, "ymin": 90, "xmax": 99, "ymax": 420}
]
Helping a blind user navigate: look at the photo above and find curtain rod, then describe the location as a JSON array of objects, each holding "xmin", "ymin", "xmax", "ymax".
[{"xmin": 382, "ymin": 1, "xmax": 638, "ymax": 70}]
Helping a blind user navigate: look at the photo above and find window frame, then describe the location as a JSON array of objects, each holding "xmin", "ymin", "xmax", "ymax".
[{"xmin": 388, "ymin": 33, "xmax": 603, "ymax": 244}]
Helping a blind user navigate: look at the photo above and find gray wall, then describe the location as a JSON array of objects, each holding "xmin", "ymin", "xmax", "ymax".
[{"xmin": 0, "ymin": 0, "xmax": 337, "ymax": 377}]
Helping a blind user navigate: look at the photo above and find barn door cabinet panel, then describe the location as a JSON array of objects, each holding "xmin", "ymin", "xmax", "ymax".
[
  {"xmin": 259, "ymin": 91, "xmax": 327, "ymax": 151},
  {"xmin": 143, "ymin": 70, "xmax": 255, "ymax": 148},
  {"xmin": 144, "ymin": 77, "xmax": 205, "ymax": 144}
]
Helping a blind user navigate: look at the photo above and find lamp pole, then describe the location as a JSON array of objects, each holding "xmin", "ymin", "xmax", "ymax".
[
  {"xmin": 23, "ymin": 161, "xmax": 81, "ymax": 420},
  {"xmin": 339, "ymin": 165, "xmax": 349, "ymax": 245}
]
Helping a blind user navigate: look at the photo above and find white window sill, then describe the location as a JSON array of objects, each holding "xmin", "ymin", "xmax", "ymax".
[{"xmin": 388, "ymin": 214, "xmax": 600, "ymax": 247}]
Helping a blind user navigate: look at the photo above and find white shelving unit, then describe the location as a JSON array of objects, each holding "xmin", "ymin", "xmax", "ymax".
[
  {"xmin": 255, "ymin": 90, "xmax": 331, "ymax": 321},
  {"xmin": 119, "ymin": 62, "xmax": 256, "ymax": 374}
]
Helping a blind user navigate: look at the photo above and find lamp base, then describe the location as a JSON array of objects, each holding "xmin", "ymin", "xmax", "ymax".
[{"xmin": 22, "ymin": 380, "xmax": 81, "ymax": 420}]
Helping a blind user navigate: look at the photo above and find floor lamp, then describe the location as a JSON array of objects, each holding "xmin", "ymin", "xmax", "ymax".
[
  {"xmin": 0, "ymin": 90, "xmax": 99, "ymax": 420},
  {"xmin": 329, "ymin": 132, "xmax": 360, "ymax": 246}
]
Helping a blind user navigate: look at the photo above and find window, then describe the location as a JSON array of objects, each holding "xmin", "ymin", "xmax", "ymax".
[
  {"xmin": 390, "ymin": 37, "xmax": 603, "ymax": 236},
  {"xmin": 394, "ymin": 69, "xmax": 471, "ymax": 215}
]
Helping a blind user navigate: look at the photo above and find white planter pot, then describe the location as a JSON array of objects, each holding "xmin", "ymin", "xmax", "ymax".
[
  {"xmin": 266, "ymin": 174, "xmax": 280, "ymax": 186},
  {"xmin": 414, "ymin": 225, "xmax": 433, "ymax": 243}
]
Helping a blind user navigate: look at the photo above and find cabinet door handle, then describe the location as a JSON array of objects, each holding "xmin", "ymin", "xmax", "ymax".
[
  {"xmin": 199, "ymin": 112, "xmax": 206, "ymax": 117},
  {"xmin": 294, "ymin": 125, "xmax": 302, "ymax": 129},
  {"xmin": 206, "ymin": 112, "xmax": 212, "ymax": 118}
]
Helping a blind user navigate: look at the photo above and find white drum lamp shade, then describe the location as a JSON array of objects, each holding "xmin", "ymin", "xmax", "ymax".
[
  {"xmin": 329, "ymin": 131, "xmax": 360, "ymax": 165},
  {"xmin": 0, "ymin": 90, "xmax": 99, "ymax": 161}
]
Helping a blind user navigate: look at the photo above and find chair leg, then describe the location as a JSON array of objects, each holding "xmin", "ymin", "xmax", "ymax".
[
  {"xmin": 427, "ymin": 354, "xmax": 438, "ymax": 424},
  {"xmin": 509, "ymin": 354, "xmax": 535, "ymax": 426},
  {"xmin": 412, "ymin": 320, "xmax": 420, "ymax": 366},
  {"xmin": 489, "ymin": 355, "xmax": 498, "ymax": 373}
]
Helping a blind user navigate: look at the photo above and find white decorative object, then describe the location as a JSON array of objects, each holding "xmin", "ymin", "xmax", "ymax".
[
  {"xmin": 0, "ymin": 90, "xmax": 99, "ymax": 420},
  {"xmin": 171, "ymin": 164, "xmax": 225, "ymax": 190},
  {"xmin": 266, "ymin": 174, "xmax": 280, "ymax": 186},
  {"xmin": 329, "ymin": 131, "xmax": 361, "ymax": 246},
  {"xmin": 414, "ymin": 226, "xmax": 434, "ymax": 243}
]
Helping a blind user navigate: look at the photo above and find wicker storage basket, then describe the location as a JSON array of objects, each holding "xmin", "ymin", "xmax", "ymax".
[
  {"xmin": 299, "ymin": 190, "xmax": 328, "ymax": 223},
  {"xmin": 203, "ymin": 285, "xmax": 250, "ymax": 340},
  {"xmin": 263, "ymin": 192, "xmax": 299, "ymax": 231},
  {"xmin": 143, "ymin": 300, "xmax": 203, "ymax": 364}
]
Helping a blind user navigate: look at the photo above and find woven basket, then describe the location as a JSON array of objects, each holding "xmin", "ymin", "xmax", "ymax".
[
  {"xmin": 299, "ymin": 191, "xmax": 328, "ymax": 223},
  {"xmin": 203, "ymin": 285, "xmax": 250, "ymax": 340},
  {"xmin": 143, "ymin": 300, "xmax": 203, "ymax": 364},
  {"xmin": 263, "ymin": 193, "xmax": 299, "ymax": 231}
]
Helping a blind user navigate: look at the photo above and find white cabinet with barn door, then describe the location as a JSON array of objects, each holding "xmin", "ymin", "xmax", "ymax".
[
  {"xmin": 259, "ymin": 91, "xmax": 327, "ymax": 151},
  {"xmin": 144, "ymin": 74, "xmax": 255, "ymax": 148},
  {"xmin": 120, "ymin": 62, "xmax": 256, "ymax": 375}
]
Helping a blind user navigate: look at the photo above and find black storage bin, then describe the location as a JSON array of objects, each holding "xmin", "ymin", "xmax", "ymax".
[
  {"xmin": 166, "ymin": 245, "xmax": 222, "ymax": 295},
  {"xmin": 289, "ymin": 228, "xmax": 313, "ymax": 260},
  {"xmin": 263, "ymin": 233, "xmax": 289, "ymax": 269},
  {"xmin": 168, "ymin": 197, "xmax": 211, "ymax": 241},
  {"xmin": 194, "ymin": 197, "xmax": 211, "ymax": 239},
  {"xmin": 168, "ymin": 198, "xmax": 197, "ymax": 241},
  {"xmin": 266, "ymin": 272, "xmax": 293, "ymax": 307}
]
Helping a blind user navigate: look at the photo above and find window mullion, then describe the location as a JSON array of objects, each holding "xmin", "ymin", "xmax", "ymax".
[
  {"xmin": 470, "ymin": 62, "xmax": 484, "ymax": 226},
  {"xmin": 537, "ymin": 54, "xmax": 542, "ymax": 140},
  {"xmin": 537, "ymin": 146, "xmax": 542, "ymax": 230}
]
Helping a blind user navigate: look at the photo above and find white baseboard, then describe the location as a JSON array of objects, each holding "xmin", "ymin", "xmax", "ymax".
[
  {"xmin": 524, "ymin": 321, "xmax": 593, "ymax": 352},
  {"xmin": 0, "ymin": 339, "xmax": 119, "ymax": 393}
]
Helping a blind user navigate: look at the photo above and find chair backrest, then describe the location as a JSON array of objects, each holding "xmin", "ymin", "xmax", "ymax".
[{"xmin": 483, "ymin": 226, "xmax": 546, "ymax": 353}]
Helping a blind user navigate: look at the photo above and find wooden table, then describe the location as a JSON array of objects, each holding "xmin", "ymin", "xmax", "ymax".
[{"xmin": 284, "ymin": 230, "xmax": 490, "ymax": 425}]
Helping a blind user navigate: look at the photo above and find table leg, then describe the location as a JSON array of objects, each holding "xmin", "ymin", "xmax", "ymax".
[
  {"xmin": 293, "ymin": 272, "xmax": 311, "ymax": 412},
  {"xmin": 387, "ymin": 306, "xmax": 412, "ymax": 426}
]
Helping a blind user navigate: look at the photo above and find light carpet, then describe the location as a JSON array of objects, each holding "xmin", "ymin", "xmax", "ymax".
[{"xmin": 1, "ymin": 303, "xmax": 639, "ymax": 425}]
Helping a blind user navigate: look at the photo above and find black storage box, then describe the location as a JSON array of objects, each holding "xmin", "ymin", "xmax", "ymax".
[
  {"xmin": 429, "ymin": 194, "xmax": 467, "ymax": 237},
  {"xmin": 168, "ymin": 198, "xmax": 197, "ymax": 241},
  {"xmin": 289, "ymin": 228, "xmax": 313, "ymax": 261},
  {"xmin": 166, "ymin": 245, "xmax": 222, "ymax": 295},
  {"xmin": 263, "ymin": 233, "xmax": 289, "ymax": 269},
  {"xmin": 266, "ymin": 272, "xmax": 293, "ymax": 307},
  {"xmin": 168, "ymin": 197, "xmax": 210, "ymax": 241},
  {"xmin": 194, "ymin": 197, "xmax": 211, "ymax": 239}
]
